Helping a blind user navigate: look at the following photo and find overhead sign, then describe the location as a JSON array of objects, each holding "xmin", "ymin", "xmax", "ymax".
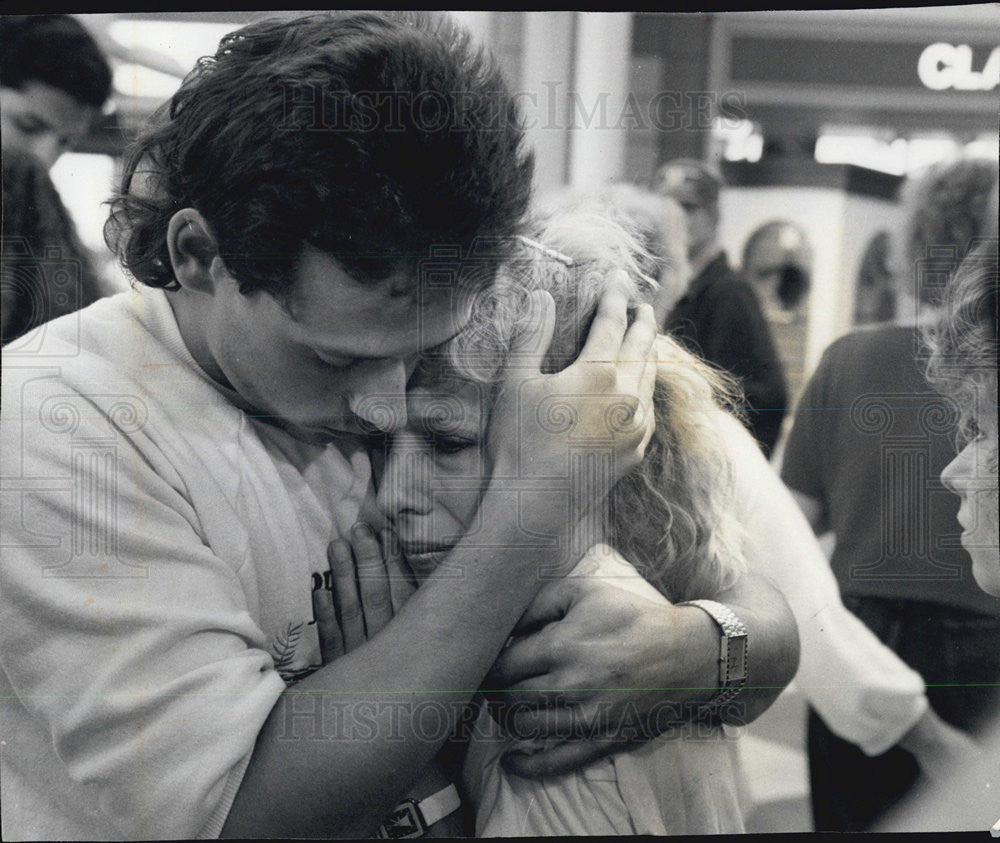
[
  {"xmin": 917, "ymin": 43, "xmax": 1000, "ymax": 91},
  {"xmin": 730, "ymin": 36, "xmax": 999, "ymax": 93}
]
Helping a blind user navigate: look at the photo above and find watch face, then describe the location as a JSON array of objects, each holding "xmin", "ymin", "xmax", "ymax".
[
  {"xmin": 727, "ymin": 634, "xmax": 749, "ymax": 683},
  {"xmin": 379, "ymin": 804, "xmax": 425, "ymax": 839}
]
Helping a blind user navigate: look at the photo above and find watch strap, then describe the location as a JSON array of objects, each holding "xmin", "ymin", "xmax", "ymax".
[
  {"xmin": 377, "ymin": 784, "xmax": 461, "ymax": 838},
  {"xmin": 678, "ymin": 598, "xmax": 749, "ymax": 708},
  {"xmin": 415, "ymin": 783, "xmax": 461, "ymax": 828}
]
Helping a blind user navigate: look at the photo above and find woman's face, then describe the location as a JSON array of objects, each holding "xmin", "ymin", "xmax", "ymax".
[
  {"xmin": 376, "ymin": 375, "xmax": 491, "ymax": 578},
  {"xmin": 941, "ymin": 375, "xmax": 999, "ymax": 597}
]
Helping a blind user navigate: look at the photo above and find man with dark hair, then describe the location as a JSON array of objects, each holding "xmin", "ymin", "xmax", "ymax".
[
  {"xmin": 653, "ymin": 158, "xmax": 788, "ymax": 456},
  {"xmin": 1, "ymin": 13, "xmax": 796, "ymax": 839},
  {"xmin": 0, "ymin": 14, "xmax": 112, "ymax": 170}
]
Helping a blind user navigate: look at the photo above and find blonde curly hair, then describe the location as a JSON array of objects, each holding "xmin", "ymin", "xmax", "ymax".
[{"xmin": 439, "ymin": 203, "xmax": 747, "ymax": 601}]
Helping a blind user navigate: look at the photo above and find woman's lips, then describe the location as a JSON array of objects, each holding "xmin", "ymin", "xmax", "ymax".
[{"xmin": 400, "ymin": 544, "xmax": 456, "ymax": 575}]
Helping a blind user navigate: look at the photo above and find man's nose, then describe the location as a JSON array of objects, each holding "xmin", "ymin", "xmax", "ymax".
[
  {"xmin": 31, "ymin": 133, "xmax": 63, "ymax": 171},
  {"xmin": 348, "ymin": 359, "xmax": 408, "ymax": 433}
]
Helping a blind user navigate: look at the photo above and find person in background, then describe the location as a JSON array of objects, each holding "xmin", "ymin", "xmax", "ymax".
[
  {"xmin": 880, "ymin": 239, "xmax": 999, "ymax": 833},
  {"xmin": 1, "ymin": 15, "xmax": 113, "ymax": 344},
  {"xmin": 652, "ymin": 158, "xmax": 787, "ymax": 457},
  {"xmin": 780, "ymin": 157, "xmax": 1000, "ymax": 832},
  {"xmin": 0, "ymin": 15, "xmax": 112, "ymax": 172},
  {"xmin": 2, "ymin": 150, "xmax": 106, "ymax": 345}
]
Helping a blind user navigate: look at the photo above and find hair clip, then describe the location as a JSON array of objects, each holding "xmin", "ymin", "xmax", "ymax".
[{"xmin": 515, "ymin": 235, "xmax": 575, "ymax": 267}]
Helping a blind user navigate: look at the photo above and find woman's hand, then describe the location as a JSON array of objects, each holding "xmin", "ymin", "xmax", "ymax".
[
  {"xmin": 310, "ymin": 529, "xmax": 466, "ymax": 834},
  {"xmin": 487, "ymin": 279, "xmax": 658, "ymax": 526},
  {"xmin": 312, "ymin": 524, "xmax": 416, "ymax": 662}
]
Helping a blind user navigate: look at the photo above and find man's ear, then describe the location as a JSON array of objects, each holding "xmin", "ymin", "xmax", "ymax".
[{"xmin": 166, "ymin": 209, "xmax": 223, "ymax": 293}]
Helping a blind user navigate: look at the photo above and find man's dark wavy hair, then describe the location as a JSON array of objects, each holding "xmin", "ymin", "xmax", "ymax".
[
  {"xmin": 0, "ymin": 15, "xmax": 111, "ymax": 107},
  {"xmin": 104, "ymin": 11, "xmax": 535, "ymax": 299}
]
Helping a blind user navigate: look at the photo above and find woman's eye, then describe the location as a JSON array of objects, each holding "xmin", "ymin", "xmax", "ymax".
[
  {"xmin": 314, "ymin": 350, "xmax": 357, "ymax": 368},
  {"xmin": 430, "ymin": 436, "xmax": 477, "ymax": 455}
]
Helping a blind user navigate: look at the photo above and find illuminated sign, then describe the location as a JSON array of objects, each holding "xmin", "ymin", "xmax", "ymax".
[
  {"xmin": 730, "ymin": 36, "xmax": 998, "ymax": 94},
  {"xmin": 918, "ymin": 43, "xmax": 1000, "ymax": 91}
]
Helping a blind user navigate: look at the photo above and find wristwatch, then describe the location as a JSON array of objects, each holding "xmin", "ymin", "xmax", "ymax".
[
  {"xmin": 678, "ymin": 599, "xmax": 749, "ymax": 708},
  {"xmin": 377, "ymin": 783, "xmax": 461, "ymax": 839}
]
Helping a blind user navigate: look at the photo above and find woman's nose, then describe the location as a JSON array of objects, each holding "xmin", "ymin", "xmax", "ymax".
[
  {"xmin": 940, "ymin": 441, "xmax": 973, "ymax": 494},
  {"xmin": 378, "ymin": 438, "xmax": 434, "ymax": 521}
]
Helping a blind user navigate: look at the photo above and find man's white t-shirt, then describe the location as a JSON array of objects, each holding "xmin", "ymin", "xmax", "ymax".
[{"xmin": 1, "ymin": 289, "xmax": 370, "ymax": 839}]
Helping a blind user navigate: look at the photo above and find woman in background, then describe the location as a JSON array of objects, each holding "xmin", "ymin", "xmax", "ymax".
[
  {"xmin": 932, "ymin": 241, "xmax": 999, "ymax": 596},
  {"xmin": 879, "ymin": 239, "xmax": 998, "ymax": 833}
]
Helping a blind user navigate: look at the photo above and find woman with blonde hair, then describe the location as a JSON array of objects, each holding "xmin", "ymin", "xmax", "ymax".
[{"xmin": 372, "ymin": 206, "xmax": 760, "ymax": 835}]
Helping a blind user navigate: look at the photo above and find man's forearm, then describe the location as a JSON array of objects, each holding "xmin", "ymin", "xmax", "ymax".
[{"xmin": 222, "ymin": 484, "xmax": 565, "ymax": 838}]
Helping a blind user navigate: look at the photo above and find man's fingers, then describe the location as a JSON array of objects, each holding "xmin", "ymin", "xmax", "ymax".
[
  {"xmin": 502, "ymin": 702, "xmax": 600, "ymax": 742},
  {"xmin": 312, "ymin": 585, "xmax": 345, "ymax": 663},
  {"xmin": 634, "ymin": 337, "xmax": 659, "ymax": 455},
  {"xmin": 617, "ymin": 302, "xmax": 657, "ymax": 392},
  {"xmin": 579, "ymin": 272, "xmax": 630, "ymax": 362},
  {"xmin": 328, "ymin": 539, "xmax": 366, "ymax": 653},
  {"xmin": 639, "ymin": 333, "xmax": 659, "ymax": 402},
  {"xmin": 510, "ymin": 578, "xmax": 578, "ymax": 637},
  {"xmin": 350, "ymin": 523, "xmax": 394, "ymax": 639},
  {"xmin": 487, "ymin": 626, "xmax": 561, "ymax": 685},
  {"xmin": 482, "ymin": 671, "xmax": 562, "ymax": 706},
  {"xmin": 506, "ymin": 290, "xmax": 555, "ymax": 374},
  {"xmin": 501, "ymin": 735, "xmax": 623, "ymax": 779}
]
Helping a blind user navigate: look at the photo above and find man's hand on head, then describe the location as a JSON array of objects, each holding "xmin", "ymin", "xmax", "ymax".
[{"xmin": 487, "ymin": 281, "xmax": 658, "ymax": 534}]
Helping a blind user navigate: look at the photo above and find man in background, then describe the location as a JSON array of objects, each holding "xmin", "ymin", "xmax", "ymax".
[
  {"xmin": 1, "ymin": 14, "xmax": 112, "ymax": 171},
  {"xmin": 653, "ymin": 158, "xmax": 787, "ymax": 456},
  {"xmin": 0, "ymin": 15, "xmax": 112, "ymax": 344}
]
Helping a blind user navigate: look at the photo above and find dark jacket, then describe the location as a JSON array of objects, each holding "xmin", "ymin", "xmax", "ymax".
[
  {"xmin": 665, "ymin": 251, "xmax": 788, "ymax": 456},
  {"xmin": 1, "ymin": 149, "xmax": 104, "ymax": 346}
]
